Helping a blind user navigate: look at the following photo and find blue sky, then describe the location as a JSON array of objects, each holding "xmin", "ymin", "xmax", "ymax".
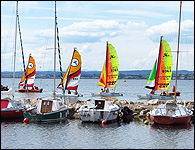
[{"xmin": 1, "ymin": 1, "xmax": 194, "ymax": 72}]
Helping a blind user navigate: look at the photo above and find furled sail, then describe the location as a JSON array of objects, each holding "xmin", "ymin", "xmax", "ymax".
[
  {"xmin": 19, "ymin": 55, "xmax": 36, "ymax": 87},
  {"xmin": 98, "ymin": 42, "xmax": 119, "ymax": 88},
  {"xmin": 58, "ymin": 49, "xmax": 81, "ymax": 90}
]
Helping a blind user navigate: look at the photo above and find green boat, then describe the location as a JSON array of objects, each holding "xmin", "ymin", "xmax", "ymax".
[{"xmin": 24, "ymin": 99, "xmax": 74, "ymax": 122}]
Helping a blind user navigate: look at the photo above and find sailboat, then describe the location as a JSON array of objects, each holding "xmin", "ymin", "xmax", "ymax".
[
  {"xmin": 1, "ymin": 1, "xmax": 24, "ymax": 119},
  {"xmin": 55, "ymin": 48, "xmax": 83, "ymax": 98},
  {"xmin": 18, "ymin": 54, "xmax": 43, "ymax": 93},
  {"xmin": 149, "ymin": 1, "xmax": 193, "ymax": 125},
  {"xmin": 91, "ymin": 41, "xmax": 123, "ymax": 97},
  {"xmin": 137, "ymin": 36, "xmax": 175, "ymax": 100},
  {"xmin": 23, "ymin": 2, "xmax": 74, "ymax": 123}
]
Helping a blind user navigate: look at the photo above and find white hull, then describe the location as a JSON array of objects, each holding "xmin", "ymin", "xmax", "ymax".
[
  {"xmin": 137, "ymin": 94, "xmax": 150, "ymax": 99},
  {"xmin": 78, "ymin": 99, "xmax": 120, "ymax": 123},
  {"xmin": 146, "ymin": 94, "xmax": 174, "ymax": 100},
  {"xmin": 55, "ymin": 92, "xmax": 83, "ymax": 97},
  {"xmin": 91, "ymin": 92, "xmax": 123, "ymax": 97}
]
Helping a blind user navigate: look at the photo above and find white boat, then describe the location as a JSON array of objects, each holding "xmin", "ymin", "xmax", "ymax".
[
  {"xmin": 55, "ymin": 92, "xmax": 83, "ymax": 97},
  {"xmin": 149, "ymin": 1, "xmax": 193, "ymax": 125},
  {"xmin": 137, "ymin": 94, "xmax": 150, "ymax": 99},
  {"xmin": 78, "ymin": 99, "xmax": 120, "ymax": 123},
  {"xmin": 91, "ymin": 41, "xmax": 123, "ymax": 97}
]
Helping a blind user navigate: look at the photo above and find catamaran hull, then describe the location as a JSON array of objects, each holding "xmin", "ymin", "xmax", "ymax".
[
  {"xmin": 146, "ymin": 94, "xmax": 174, "ymax": 100},
  {"xmin": 100, "ymin": 92, "xmax": 123, "ymax": 97},
  {"xmin": 150, "ymin": 115, "xmax": 192, "ymax": 125},
  {"xmin": 91, "ymin": 93, "xmax": 102, "ymax": 97},
  {"xmin": 137, "ymin": 94, "xmax": 150, "ymax": 99},
  {"xmin": 55, "ymin": 93, "xmax": 83, "ymax": 97},
  {"xmin": 78, "ymin": 110, "xmax": 119, "ymax": 123},
  {"xmin": 24, "ymin": 108, "xmax": 74, "ymax": 122},
  {"xmin": 18, "ymin": 88, "xmax": 43, "ymax": 93}
]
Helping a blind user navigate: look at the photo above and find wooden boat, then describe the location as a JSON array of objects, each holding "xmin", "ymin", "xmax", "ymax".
[
  {"xmin": 55, "ymin": 48, "xmax": 83, "ymax": 98},
  {"xmin": 1, "ymin": 2, "xmax": 25, "ymax": 120},
  {"xmin": 78, "ymin": 99, "xmax": 120, "ymax": 123},
  {"xmin": 18, "ymin": 54, "xmax": 43, "ymax": 93},
  {"xmin": 23, "ymin": 2, "xmax": 73, "ymax": 123},
  {"xmin": 91, "ymin": 41, "xmax": 123, "ymax": 97},
  {"xmin": 149, "ymin": 1, "xmax": 193, "ymax": 125},
  {"xmin": 137, "ymin": 36, "xmax": 174, "ymax": 100}
]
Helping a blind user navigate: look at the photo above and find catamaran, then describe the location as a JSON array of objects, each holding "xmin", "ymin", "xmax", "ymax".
[
  {"xmin": 55, "ymin": 48, "xmax": 83, "ymax": 98},
  {"xmin": 18, "ymin": 54, "xmax": 43, "ymax": 93},
  {"xmin": 137, "ymin": 36, "xmax": 175, "ymax": 100},
  {"xmin": 91, "ymin": 41, "xmax": 123, "ymax": 97},
  {"xmin": 149, "ymin": 1, "xmax": 193, "ymax": 125}
]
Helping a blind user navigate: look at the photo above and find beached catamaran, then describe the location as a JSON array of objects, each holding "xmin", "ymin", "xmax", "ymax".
[
  {"xmin": 18, "ymin": 54, "xmax": 43, "ymax": 93},
  {"xmin": 137, "ymin": 36, "xmax": 177, "ymax": 100},
  {"xmin": 91, "ymin": 41, "xmax": 123, "ymax": 97},
  {"xmin": 55, "ymin": 48, "xmax": 83, "ymax": 97}
]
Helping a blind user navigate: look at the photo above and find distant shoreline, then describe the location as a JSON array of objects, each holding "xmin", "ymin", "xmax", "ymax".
[{"xmin": 1, "ymin": 70, "xmax": 194, "ymax": 80}]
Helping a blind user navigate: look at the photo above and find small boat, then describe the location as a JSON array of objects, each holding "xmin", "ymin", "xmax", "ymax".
[
  {"xmin": 78, "ymin": 99, "xmax": 120, "ymax": 123},
  {"xmin": 137, "ymin": 36, "xmax": 174, "ymax": 100},
  {"xmin": 149, "ymin": 1, "xmax": 193, "ymax": 125},
  {"xmin": 150, "ymin": 102, "xmax": 193, "ymax": 125},
  {"xmin": 1, "ymin": 2, "xmax": 25, "ymax": 120},
  {"xmin": 1, "ymin": 98, "xmax": 24, "ymax": 119},
  {"xmin": 24, "ymin": 98, "xmax": 74, "ymax": 122},
  {"xmin": 56, "ymin": 48, "xmax": 82, "ymax": 98},
  {"xmin": 18, "ymin": 54, "xmax": 43, "ymax": 93},
  {"xmin": 23, "ymin": 2, "xmax": 73, "ymax": 123},
  {"xmin": 91, "ymin": 41, "xmax": 123, "ymax": 97},
  {"xmin": 137, "ymin": 94, "xmax": 150, "ymax": 99}
]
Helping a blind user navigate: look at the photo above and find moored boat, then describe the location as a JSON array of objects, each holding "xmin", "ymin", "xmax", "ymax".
[
  {"xmin": 149, "ymin": 1, "xmax": 193, "ymax": 125},
  {"xmin": 78, "ymin": 99, "xmax": 120, "ymax": 123}
]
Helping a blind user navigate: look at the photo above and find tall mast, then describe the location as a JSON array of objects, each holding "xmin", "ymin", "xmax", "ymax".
[
  {"xmin": 174, "ymin": 1, "xmax": 182, "ymax": 103},
  {"xmin": 54, "ymin": 1, "xmax": 56, "ymax": 99},
  {"xmin": 105, "ymin": 41, "xmax": 108, "ymax": 90},
  {"xmin": 12, "ymin": 1, "xmax": 18, "ymax": 98}
]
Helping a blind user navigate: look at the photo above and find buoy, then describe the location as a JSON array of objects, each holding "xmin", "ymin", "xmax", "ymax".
[
  {"xmin": 144, "ymin": 119, "xmax": 149, "ymax": 125},
  {"xmin": 102, "ymin": 120, "xmax": 106, "ymax": 124},
  {"xmin": 23, "ymin": 118, "xmax": 29, "ymax": 123}
]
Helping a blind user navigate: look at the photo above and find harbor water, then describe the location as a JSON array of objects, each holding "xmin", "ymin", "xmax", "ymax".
[{"xmin": 1, "ymin": 78, "xmax": 194, "ymax": 149}]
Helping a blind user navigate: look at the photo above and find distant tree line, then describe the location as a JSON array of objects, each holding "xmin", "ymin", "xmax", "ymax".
[{"xmin": 1, "ymin": 70, "xmax": 194, "ymax": 80}]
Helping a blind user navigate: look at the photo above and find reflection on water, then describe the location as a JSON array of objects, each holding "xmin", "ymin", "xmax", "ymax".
[{"xmin": 150, "ymin": 123, "xmax": 192, "ymax": 130}]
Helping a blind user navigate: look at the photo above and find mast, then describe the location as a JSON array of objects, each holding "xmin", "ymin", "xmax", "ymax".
[
  {"xmin": 54, "ymin": 1, "xmax": 56, "ymax": 99},
  {"xmin": 174, "ymin": 1, "xmax": 182, "ymax": 103},
  {"xmin": 105, "ymin": 41, "xmax": 108, "ymax": 90},
  {"xmin": 154, "ymin": 35, "xmax": 163, "ymax": 93},
  {"xmin": 12, "ymin": 1, "xmax": 18, "ymax": 99}
]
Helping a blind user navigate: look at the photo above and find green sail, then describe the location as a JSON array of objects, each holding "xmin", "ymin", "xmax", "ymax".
[
  {"xmin": 145, "ymin": 59, "xmax": 157, "ymax": 89},
  {"xmin": 162, "ymin": 40, "xmax": 172, "ymax": 91}
]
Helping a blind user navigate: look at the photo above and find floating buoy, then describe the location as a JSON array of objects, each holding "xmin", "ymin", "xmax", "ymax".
[
  {"xmin": 23, "ymin": 118, "xmax": 29, "ymax": 123},
  {"xmin": 102, "ymin": 120, "xmax": 106, "ymax": 124},
  {"xmin": 144, "ymin": 119, "xmax": 149, "ymax": 125}
]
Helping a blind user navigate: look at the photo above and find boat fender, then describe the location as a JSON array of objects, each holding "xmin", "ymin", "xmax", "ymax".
[
  {"xmin": 23, "ymin": 118, "xmax": 29, "ymax": 122},
  {"xmin": 102, "ymin": 120, "xmax": 106, "ymax": 124},
  {"xmin": 144, "ymin": 119, "xmax": 149, "ymax": 125}
]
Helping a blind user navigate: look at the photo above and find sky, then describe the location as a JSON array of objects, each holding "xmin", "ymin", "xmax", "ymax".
[{"xmin": 1, "ymin": 1, "xmax": 194, "ymax": 72}]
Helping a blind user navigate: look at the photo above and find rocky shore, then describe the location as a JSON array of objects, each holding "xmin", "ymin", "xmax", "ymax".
[{"xmin": 68, "ymin": 99, "xmax": 194, "ymax": 124}]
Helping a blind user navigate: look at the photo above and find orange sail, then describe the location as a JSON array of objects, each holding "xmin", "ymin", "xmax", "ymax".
[
  {"xmin": 58, "ymin": 49, "xmax": 81, "ymax": 90},
  {"xmin": 98, "ymin": 41, "xmax": 119, "ymax": 88},
  {"xmin": 19, "ymin": 55, "xmax": 36, "ymax": 87}
]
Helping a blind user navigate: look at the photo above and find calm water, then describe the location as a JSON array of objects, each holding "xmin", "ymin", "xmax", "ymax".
[{"xmin": 1, "ymin": 78, "xmax": 194, "ymax": 149}]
